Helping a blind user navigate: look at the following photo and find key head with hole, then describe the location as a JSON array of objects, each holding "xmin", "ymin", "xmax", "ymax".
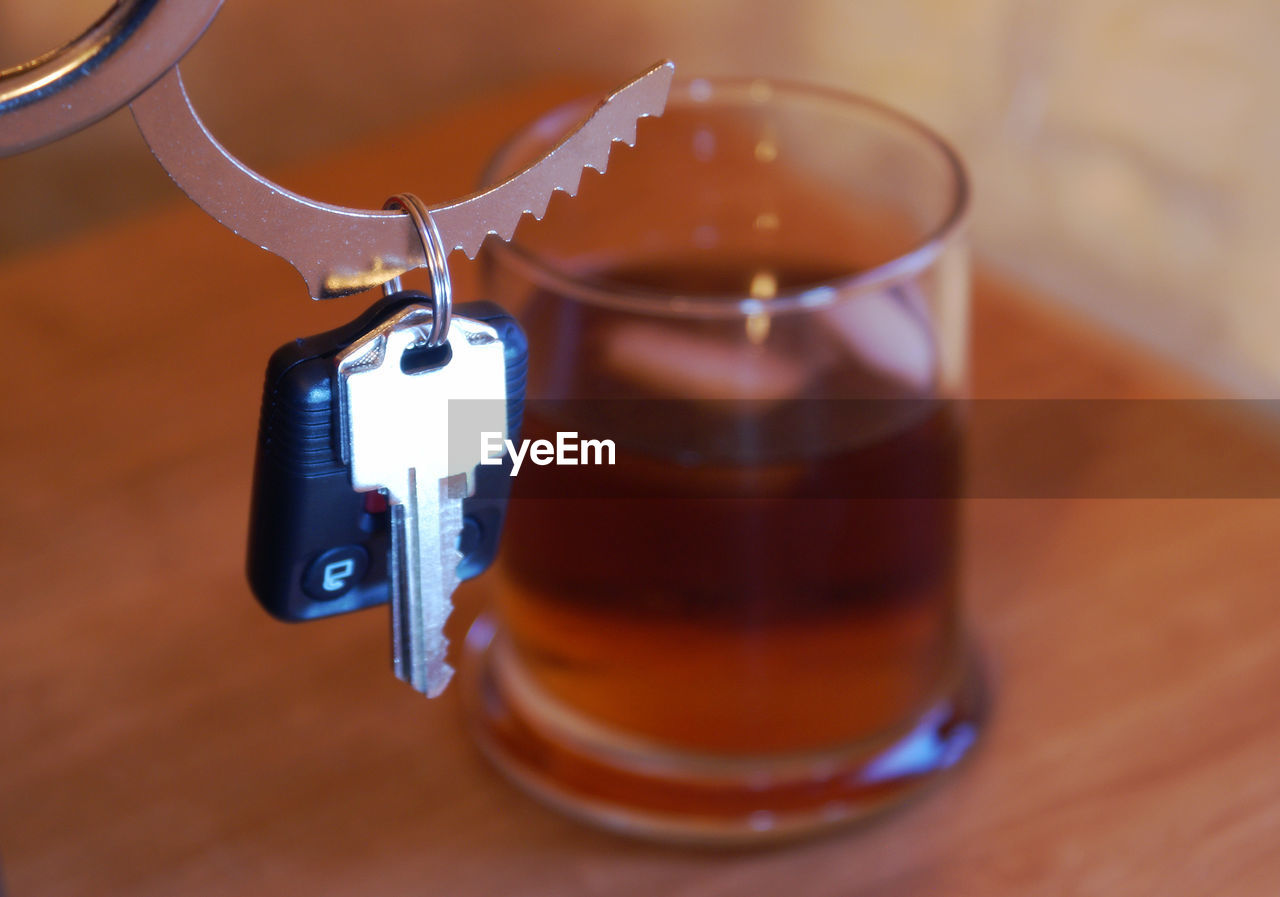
[
  {"xmin": 246, "ymin": 291, "xmax": 526, "ymax": 622},
  {"xmin": 337, "ymin": 311, "xmax": 509, "ymax": 501}
]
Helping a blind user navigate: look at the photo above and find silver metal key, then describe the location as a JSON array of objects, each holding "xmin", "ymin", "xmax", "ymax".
[{"xmin": 337, "ymin": 305, "xmax": 508, "ymax": 696}]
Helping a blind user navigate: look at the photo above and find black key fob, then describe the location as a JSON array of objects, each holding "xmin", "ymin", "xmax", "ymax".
[{"xmin": 247, "ymin": 291, "xmax": 527, "ymax": 622}]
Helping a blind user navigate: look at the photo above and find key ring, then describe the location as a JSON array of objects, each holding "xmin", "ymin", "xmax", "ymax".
[{"xmin": 382, "ymin": 194, "xmax": 452, "ymax": 347}]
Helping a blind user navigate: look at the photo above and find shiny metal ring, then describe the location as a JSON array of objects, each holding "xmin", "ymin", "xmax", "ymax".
[
  {"xmin": 381, "ymin": 193, "xmax": 453, "ymax": 346},
  {"xmin": 0, "ymin": 0, "xmax": 224, "ymax": 157}
]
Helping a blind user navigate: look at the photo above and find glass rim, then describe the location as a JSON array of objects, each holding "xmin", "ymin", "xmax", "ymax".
[{"xmin": 481, "ymin": 75, "xmax": 970, "ymax": 319}]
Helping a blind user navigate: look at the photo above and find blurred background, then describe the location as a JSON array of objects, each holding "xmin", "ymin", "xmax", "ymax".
[{"xmin": 2, "ymin": 0, "xmax": 1276, "ymax": 391}]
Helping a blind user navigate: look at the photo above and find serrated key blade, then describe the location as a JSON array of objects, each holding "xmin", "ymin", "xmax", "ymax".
[
  {"xmin": 389, "ymin": 471, "xmax": 466, "ymax": 697},
  {"xmin": 429, "ymin": 60, "xmax": 675, "ymax": 259}
]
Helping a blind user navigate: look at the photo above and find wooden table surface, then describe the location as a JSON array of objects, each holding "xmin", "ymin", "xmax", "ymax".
[{"xmin": 2, "ymin": 84, "xmax": 1278, "ymax": 897}]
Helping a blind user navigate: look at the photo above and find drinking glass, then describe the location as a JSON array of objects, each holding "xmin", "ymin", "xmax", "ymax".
[{"xmin": 460, "ymin": 77, "xmax": 984, "ymax": 843}]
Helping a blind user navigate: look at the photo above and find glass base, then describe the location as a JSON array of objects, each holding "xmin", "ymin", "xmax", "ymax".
[{"xmin": 460, "ymin": 614, "xmax": 988, "ymax": 846}]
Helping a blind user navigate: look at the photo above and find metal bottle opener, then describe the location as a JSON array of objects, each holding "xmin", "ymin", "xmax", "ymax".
[
  {"xmin": 0, "ymin": 0, "xmax": 673, "ymax": 299},
  {"xmin": 129, "ymin": 63, "xmax": 674, "ymax": 299}
]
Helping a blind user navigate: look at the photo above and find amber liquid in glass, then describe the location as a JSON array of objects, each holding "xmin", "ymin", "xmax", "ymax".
[{"xmin": 491, "ymin": 261, "xmax": 964, "ymax": 759}]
